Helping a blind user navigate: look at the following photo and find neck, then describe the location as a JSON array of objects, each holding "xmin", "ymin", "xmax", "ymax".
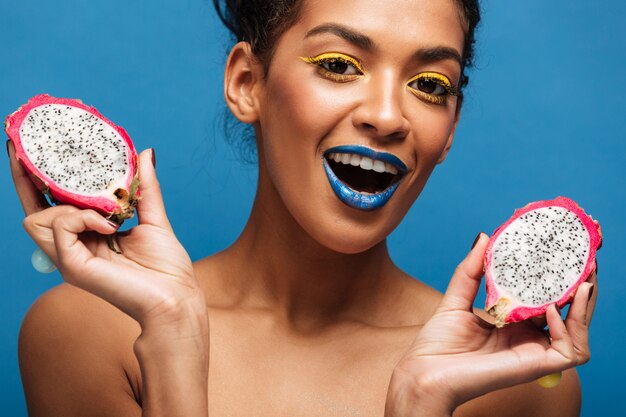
[{"xmin": 210, "ymin": 169, "xmax": 400, "ymax": 331}]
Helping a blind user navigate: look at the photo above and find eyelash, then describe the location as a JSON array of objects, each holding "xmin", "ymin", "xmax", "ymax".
[
  {"xmin": 301, "ymin": 54, "xmax": 457, "ymax": 105},
  {"xmin": 300, "ymin": 53, "xmax": 364, "ymax": 82},
  {"xmin": 406, "ymin": 72, "xmax": 458, "ymax": 105}
]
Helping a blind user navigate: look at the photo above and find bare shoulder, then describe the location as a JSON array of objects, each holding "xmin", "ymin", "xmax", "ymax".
[
  {"xmin": 456, "ymin": 368, "xmax": 581, "ymax": 417},
  {"xmin": 19, "ymin": 283, "xmax": 142, "ymax": 417},
  {"xmin": 385, "ymin": 269, "xmax": 445, "ymax": 326}
]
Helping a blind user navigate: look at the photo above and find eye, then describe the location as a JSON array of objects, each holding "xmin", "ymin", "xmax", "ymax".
[
  {"xmin": 300, "ymin": 53, "xmax": 364, "ymax": 82},
  {"xmin": 407, "ymin": 72, "xmax": 457, "ymax": 105},
  {"xmin": 319, "ymin": 59, "xmax": 360, "ymax": 75}
]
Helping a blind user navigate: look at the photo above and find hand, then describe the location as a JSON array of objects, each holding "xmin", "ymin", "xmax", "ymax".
[
  {"xmin": 385, "ymin": 233, "xmax": 596, "ymax": 416},
  {"xmin": 9, "ymin": 143, "xmax": 206, "ymax": 331}
]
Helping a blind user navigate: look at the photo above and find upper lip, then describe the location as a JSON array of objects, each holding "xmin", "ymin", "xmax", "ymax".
[{"xmin": 323, "ymin": 145, "xmax": 408, "ymax": 175}]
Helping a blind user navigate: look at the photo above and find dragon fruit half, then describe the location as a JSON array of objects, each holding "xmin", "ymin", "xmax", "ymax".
[
  {"xmin": 485, "ymin": 197, "xmax": 601, "ymax": 327},
  {"xmin": 5, "ymin": 94, "xmax": 139, "ymax": 223}
]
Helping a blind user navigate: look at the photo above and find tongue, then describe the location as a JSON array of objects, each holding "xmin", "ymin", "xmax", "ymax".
[{"xmin": 328, "ymin": 159, "xmax": 394, "ymax": 193}]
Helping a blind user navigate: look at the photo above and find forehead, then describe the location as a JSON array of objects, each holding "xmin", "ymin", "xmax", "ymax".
[{"xmin": 294, "ymin": 0, "xmax": 465, "ymax": 56}]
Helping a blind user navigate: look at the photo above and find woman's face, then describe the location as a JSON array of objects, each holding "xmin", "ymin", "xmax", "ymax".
[{"xmin": 251, "ymin": 0, "xmax": 466, "ymax": 253}]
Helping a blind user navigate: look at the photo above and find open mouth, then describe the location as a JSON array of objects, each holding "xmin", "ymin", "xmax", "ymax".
[
  {"xmin": 322, "ymin": 145, "xmax": 407, "ymax": 211},
  {"xmin": 325, "ymin": 153, "xmax": 402, "ymax": 194}
]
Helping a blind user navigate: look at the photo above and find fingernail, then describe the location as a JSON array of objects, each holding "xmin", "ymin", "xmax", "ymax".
[
  {"xmin": 150, "ymin": 148, "xmax": 156, "ymax": 168},
  {"xmin": 106, "ymin": 219, "xmax": 120, "ymax": 229},
  {"xmin": 471, "ymin": 232, "xmax": 483, "ymax": 249},
  {"xmin": 588, "ymin": 284, "xmax": 595, "ymax": 301}
]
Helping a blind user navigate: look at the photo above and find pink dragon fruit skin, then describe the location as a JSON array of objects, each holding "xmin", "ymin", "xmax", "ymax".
[
  {"xmin": 485, "ymin": 197, "xmax": 602, "ymax": 327},
  {"xmin": 5, "ymin": 94, "xmax": 139, "ymax": 223}
]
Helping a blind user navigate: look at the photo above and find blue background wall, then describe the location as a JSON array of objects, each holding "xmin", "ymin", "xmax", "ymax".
[{"xmin": 1, "ymin": 1, "xmax": 624, "ymax": 415}]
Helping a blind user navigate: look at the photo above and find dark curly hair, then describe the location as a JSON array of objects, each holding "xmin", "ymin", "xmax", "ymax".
[{"xmin": 213, "ymin": 0, "xmax": 480, "ymax": 93}]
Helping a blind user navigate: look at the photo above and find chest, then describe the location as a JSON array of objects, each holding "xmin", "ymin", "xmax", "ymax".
[{"xmin": 206, "ymin": 312, "xmax": 417, "ymax": 417}]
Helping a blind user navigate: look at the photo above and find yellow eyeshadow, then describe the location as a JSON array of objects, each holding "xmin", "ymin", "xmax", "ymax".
[
  {"xmin": 406, "ymin": 71, "xmax": 458, "ymax": 105},
  {"xmin": 408, "ymin": 90, "xmax": 447, "ymax": 105},
  {"xmin": 299, "ymin": 52, "xmax": 365, "ymax": 74}
]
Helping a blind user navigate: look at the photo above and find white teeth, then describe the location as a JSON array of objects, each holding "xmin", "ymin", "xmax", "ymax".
[
  {"xmin": 373, "ymin": 160, "xmax": 386, "ymax": 173},
  {"xmin": 327, "ymin": 152, "xmax": 401, "ymax": 175},
  {"xmin": 385, "ymin": 162, "xmax": 398, "ymax": 175},
  {"xmin": 360, "ymin": 157, "xmax": 374, "ymax": 170}
]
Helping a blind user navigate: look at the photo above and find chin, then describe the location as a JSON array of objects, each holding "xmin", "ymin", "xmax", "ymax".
[{"xmin": 292, "ymin": 198, "xmax": 406, "ymax": 255}]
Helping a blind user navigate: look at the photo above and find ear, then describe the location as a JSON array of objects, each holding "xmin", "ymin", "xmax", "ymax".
[
  {"xmin": 224, "ymin": 42, "xmax": 263, "ymax": 124},
  {"xmin": 436, "ymin": 99, "xmax": 462, "ymax": 164}
]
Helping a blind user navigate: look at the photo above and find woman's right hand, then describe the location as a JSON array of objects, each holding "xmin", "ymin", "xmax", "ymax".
[
  {"xmin": 9, "ymin": 143, "xmax": 206, "ymax": 333},
  {"xmin": 11, "ymin": 143, "xmax": 210, "ymax": 416}
]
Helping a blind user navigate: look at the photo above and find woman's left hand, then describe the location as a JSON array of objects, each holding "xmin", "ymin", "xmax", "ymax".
[{"xmin": 384, "ymin": 233, "xmax": 596, "ymax": 417}]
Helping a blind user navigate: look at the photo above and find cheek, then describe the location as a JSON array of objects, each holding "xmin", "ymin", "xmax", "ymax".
[
  {"xmin": 258, "ymin": 74, "xmax": 358, "ymax": 186},
  {"xmin": 399, "ymin": 106, "xmax": 457, "ymax": 206},
  {"xmin": 411, "ymin": 106, "xmax": 456, "ymax": 166},
  {"xmin": 256, "ymin": 75, "xmax": 339, "ymax": 212},
  {"xmin": 260, "ymin": 74, "xmax": 357, "ymax": 149}
]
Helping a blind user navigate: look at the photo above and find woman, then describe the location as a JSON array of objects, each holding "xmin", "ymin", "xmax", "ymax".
[{"xmin": 12, "ymin": 0, "xmax": 595, "ymax": 415}]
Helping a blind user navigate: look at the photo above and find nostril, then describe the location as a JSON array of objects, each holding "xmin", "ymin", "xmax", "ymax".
[
  {"xmin": 353, "ymin": 107, "xmax": 409, "ymax": 139},
  {"xmin": 361, "ymin": 122, "xmax": 376, "ymax": 131},
  {"xmin": 356, "ymin": 121, "xmax": 408, "ymax": 140}
]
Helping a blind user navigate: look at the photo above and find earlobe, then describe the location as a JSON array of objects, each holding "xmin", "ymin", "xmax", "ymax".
[{"xmin": 224, "ymin": 42, "xmax": 262, "ymax": 123}]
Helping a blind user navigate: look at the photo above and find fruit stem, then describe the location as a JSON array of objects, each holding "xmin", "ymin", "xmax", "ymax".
[{"xmin": 487, "ymin": 298, "xmax": 510, "ymax": 328}]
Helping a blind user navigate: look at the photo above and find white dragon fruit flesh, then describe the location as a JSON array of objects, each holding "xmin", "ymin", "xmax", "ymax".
[
  {"xmin": 485, "ymin": 197, "xmax": 601, "ymax": 327},
  {"xmin": 5, "ymin": 94, "xmax": 139, "ymax": 224}
]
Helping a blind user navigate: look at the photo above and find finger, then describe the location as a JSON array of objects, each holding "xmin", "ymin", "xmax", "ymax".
[
  {"xmin": 49, "ymin": 210, "xmax": 161, "ymax": 319},
  {"xmin": 7, "ymin": 140, "xmax": 51, "ymax": 216},
  {"xmin": 52, "ymin": 210, "xmax": 119, "ymax": 275},
  {"xmin": 437, "ymin": 233, "xmax": 489, "ymax": 313},
  {"xmin": 567, "ymin": 282, "xmax": 593, "ymax": 327},
  {"xmin": 135, "ymin": 149, "xmax": 173, "ymax": 232},
  {"xmin": 546, "ymin": 304, "xmax": 577, "ymax": 365},
  {"xmin": 564, "ymin": 282, "xmax": 593, "ymax": 363},
  {"xmin": 23, "ymin": 205, "xmax": 81, "ymax": 262},
  {"xmin": 586, "ymin": 270, "xmax": 598, "ymax": 325}
]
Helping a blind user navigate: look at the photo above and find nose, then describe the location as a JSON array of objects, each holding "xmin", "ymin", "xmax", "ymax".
[{"xmin": 352, "ymin": 71, "xmax": 410, "ymax": 140}]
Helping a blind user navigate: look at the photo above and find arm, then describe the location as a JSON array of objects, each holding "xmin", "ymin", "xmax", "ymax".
[{"xmin": 134, "ymin": 301, "xmax": 210, "ymax": 417}]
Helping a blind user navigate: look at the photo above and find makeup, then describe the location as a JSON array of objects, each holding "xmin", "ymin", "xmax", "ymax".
[
  {"xmin": 323, "ymin": 145, "xmax": 407, "ymax": 211},
  {"xmin": 407, "ymin": 72, "xmax": 457, "ymax": 105},
  {"xmin": 300, "ymin": 52, "xmax": 364, "ymax": 82}
]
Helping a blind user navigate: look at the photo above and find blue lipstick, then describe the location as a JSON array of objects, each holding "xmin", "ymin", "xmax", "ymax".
[{"xmin": 323, "ymin": 145, "xmax": 407, "ymax": 211}]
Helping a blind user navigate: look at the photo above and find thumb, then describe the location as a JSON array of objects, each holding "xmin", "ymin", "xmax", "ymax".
[
  {"xmin": 135, "ymin": 149, "xmax": 173, "ymax": 232},
  {"xmin": 437, "ymin": 232, "xmax": 489, "ymax": 313}
]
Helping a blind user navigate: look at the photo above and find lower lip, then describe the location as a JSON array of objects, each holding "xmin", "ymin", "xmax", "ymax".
[{"xmin": 322, "ymin": 158, "xmax": 400, "ymax": 211}]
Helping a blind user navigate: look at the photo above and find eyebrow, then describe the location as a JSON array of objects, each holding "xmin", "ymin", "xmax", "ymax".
[
  {"xmin": 414, "ymin": 47, "xmax": 463, "ymax": 67},
  {"xmin": 304, "ymin": 23, "xmax": 373, "ymax": 50},
  {"xmin": 304, "ymin": 23, "xmax": 463, "ymax": 67}
]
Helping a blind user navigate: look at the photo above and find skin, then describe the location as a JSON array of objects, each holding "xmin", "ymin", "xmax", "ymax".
[{"xmin": 13, "ymin": 0, "xmax": 597, "ymax": 416}]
